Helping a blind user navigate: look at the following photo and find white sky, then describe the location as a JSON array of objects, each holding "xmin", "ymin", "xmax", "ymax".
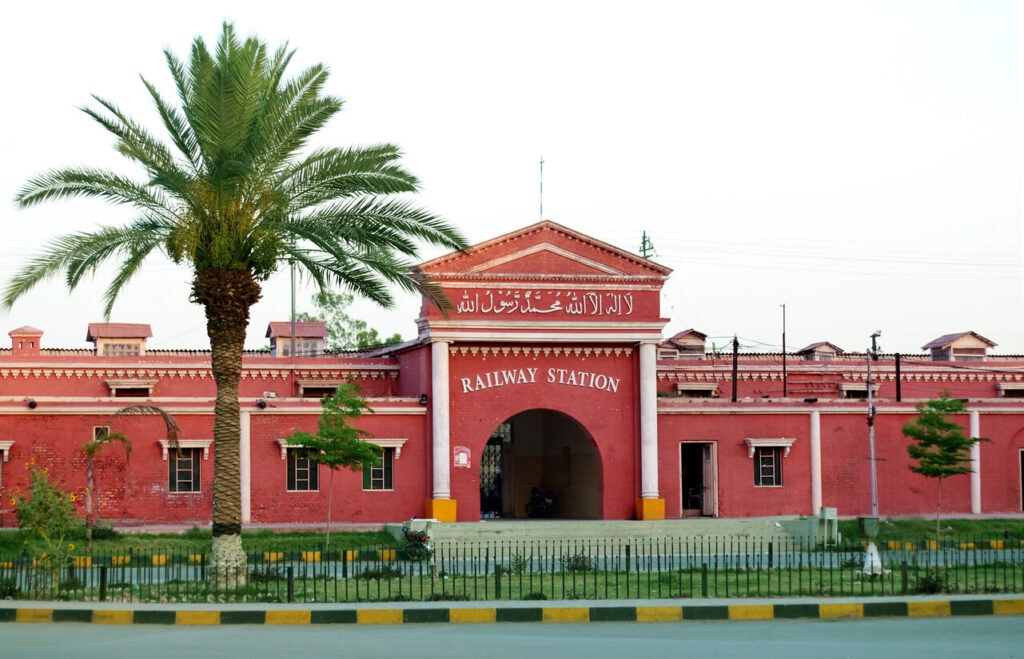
[{"xmin": 0, "ymin": 0, "xmax": 1020, "ymax": 354}]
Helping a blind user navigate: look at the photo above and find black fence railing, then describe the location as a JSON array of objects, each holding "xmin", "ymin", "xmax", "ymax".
[{"xmin": 1, "ymin": 536, "xmax": 1020, "ymax": 603}]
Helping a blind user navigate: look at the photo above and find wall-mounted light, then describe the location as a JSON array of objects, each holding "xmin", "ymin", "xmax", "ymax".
[
  {"xmin": 27, "ymin": 399, "xmax": 37, "ymax": 409},
  {"xmin": 256, "ymin": 399, "xmax": 267, "ymax": 409},
  {"xmin": 803, "ymin": 398, "xmax": 818, "ymax": 404},
  {"xmin": 419, "ymin": 393, "xmax": 429, "ymax": 405}
]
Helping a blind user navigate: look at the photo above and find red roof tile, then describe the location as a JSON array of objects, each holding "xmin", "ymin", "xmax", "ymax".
[
  {"xmin": 265, "ymin": 321, "xmax": 328, "ymax": 339},
  {"xmin": 86, "ymin": 323, "xmax": 153, "ymax": 341}
]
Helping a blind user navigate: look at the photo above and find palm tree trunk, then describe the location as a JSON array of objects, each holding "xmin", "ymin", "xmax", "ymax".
[{"xmin": 193, "ymin": 267, "xmax": 262, "ymax": 590}]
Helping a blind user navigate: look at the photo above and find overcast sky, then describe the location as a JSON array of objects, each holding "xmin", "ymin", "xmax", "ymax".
[{"xmin": 1, "ymin": 1, "xmax": 1020, "ymax": 355}]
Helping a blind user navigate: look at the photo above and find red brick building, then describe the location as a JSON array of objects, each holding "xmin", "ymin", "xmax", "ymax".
[{"xmin": 0, "ymin": 221, "xmax": 1022, "ymax": 527}]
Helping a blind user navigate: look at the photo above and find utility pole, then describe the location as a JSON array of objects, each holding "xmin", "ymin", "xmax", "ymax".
[
  {"xmin": 867, "ymin": 343, "xmax": 877, "ymax": 518},
  {"xmin": 863, "ymin": 330, "xmax": 882, "ymax": 574},
  {"xmin": 731, "ymin": 336, "xmax": 739, "ymax": 402}
]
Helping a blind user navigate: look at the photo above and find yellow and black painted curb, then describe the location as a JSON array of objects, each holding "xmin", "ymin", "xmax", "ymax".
[{"xmin": 0, "ymin": 598, "xmax": 1022, "ymax": 625}]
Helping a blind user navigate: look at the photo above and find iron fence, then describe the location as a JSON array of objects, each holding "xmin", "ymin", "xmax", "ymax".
[{"xmin": 1, "ymin": 535, "xmax": 1020, "ymax": 603}]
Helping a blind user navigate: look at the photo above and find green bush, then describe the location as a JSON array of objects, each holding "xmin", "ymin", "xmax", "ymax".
[
  {"xmin": 915, "ymin": 568, "xmax": 952, "ymax": 594},
  {"xmin": 0, "ymin": 577, "xmax": 20, "ymax": 598}
]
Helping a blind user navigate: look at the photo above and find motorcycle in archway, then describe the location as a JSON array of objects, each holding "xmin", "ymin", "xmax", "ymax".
[{"xmin": 525, "ymin": 486, "xmax": 554, "ymax": 518}]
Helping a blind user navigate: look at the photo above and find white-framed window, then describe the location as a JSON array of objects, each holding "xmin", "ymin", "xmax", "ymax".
[
  {"xmin": 754, "ymin": 446, "xmax": 783, "ymax": 487},
  {"xmin": 93, "ymin": 426, "xmax": 110, "ymax": 441},
  {"xmin": 287, "ymin": 448, "xmax": 320, "ymax": 492},
  {"xmin": 839, "ymin": 382, "xmax": 880, "ymax": 399},
  {"xmin": 168, "ymin": 448, "xmax": 201, "ymax": 492},
  {"xmin": 363, "ymin": 448, "xmax": 395, "ymax": 491},
  {"xmin": 744, "ymin": 437, "xmax": 795, "ymax": 487}
]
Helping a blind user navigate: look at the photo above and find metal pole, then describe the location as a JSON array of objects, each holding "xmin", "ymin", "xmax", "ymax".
[
  {"xmin": 867, "ymin": 347, "xmax": 878, "ymax": 518},
  {"xmin": 539, "ymin": 157, "xmax": 544, "ymax": 221},
  {"xmin": 289, "ymin": 262, "xmax": 296, "ymax": 358},
  {"xmin": 780, "ymin": 304, "xmax": 786, "ymax": 398},
  {"xmin": 731, "ymin": 336, "xmax": 739, "ymax": 402}
]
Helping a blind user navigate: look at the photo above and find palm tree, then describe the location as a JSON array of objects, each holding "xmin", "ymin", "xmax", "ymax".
[{"xmin": 5, "ymin": 23, "xmax": 467, "ymax": 588}]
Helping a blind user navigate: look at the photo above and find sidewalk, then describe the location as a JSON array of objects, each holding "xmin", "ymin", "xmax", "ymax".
[{"xmin": 2, "ymin": 594, "xmax": 1023, "ymax": 625}]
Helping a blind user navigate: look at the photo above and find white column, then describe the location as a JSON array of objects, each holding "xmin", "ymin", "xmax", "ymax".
[
  {"xmin": 810, "ymin": 410, "xmax": 822, "ymax": 515},
  {"xmin": 639, "ymin": 341, "xmax": 659, "ymax": 498},
  {"xmin": 970, "ymin": 410, "xmax": 981, "ymax": 515},
  {"xmin": 431, "ymin": 341, "xmax": 451, "ymax": 499},
  {"xmin": 240, "ymin": 410, "xmax": 251, "ymax": 524}
]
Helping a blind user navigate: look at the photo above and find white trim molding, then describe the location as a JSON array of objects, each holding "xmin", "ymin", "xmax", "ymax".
[
  {"xmin": 277, "ymin": 437, "xmax": 408, "ymax": 459},
  {"xmin": 158, "ymin": 439, "xmax": 212, "ymax": 460},
  {"xmin": 745, "ymin": 437, "xmax": 797, "ymax": 459},
  {"xmin": 366, "ymin": 438, "xmax": 408, "ymax": 459},
  {"xmin": 0, "ymin": 440, "xmax": 13, "ymax": 462},
  {"xmin": 106, "ymin": 379, "xmax": 158, "ymax": 396}
]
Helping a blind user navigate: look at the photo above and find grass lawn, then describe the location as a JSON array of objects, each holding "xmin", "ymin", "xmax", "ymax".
[
  {"xmin": 836, "ymin": 517, "xmax": 1024, "ymax": 544},
  {"xmin": 2, "ymin": 516, "xmax": 1022, "ymax": 556}
]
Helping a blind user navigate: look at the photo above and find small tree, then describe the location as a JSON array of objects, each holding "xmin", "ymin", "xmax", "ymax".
[
  {"xmin": 83, "ymin": 429, "xmax": 130, "ymax": 552},
  {"xmin": 903, "ymin": 395, "xmax": 988, "ymax": 541},
  {"xmin": 285, "ymin": 382, "xmax": 381, "ymax": 548},
  {"xmin": 84, "ymin": 405, "xmax": 180, "ymax": 551}
]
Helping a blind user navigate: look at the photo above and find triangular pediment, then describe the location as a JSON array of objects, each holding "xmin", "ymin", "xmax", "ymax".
[
  {"xmin": 417, "ymin": 221, "xmax": 671, "ymax": 281},
  {"xmin": 416, "ymin": 221, "xmax": 671, "ymax": 343}
]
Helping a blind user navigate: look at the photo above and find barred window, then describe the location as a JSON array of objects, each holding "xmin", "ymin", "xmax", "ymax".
[
  {"xmin": 754, "ymin": 446, "xmax": 783, "ymax": 487},
  {"xmin": 287, "ymin": 448, "xmax": 320, "ymax": 491},
  {"xmin": 169, "ymin": 448, "xmax": 201, "ymax": 492},
  {"xmin": 362, "ymin": 448, "xmax": 394, "ymax": 491}
]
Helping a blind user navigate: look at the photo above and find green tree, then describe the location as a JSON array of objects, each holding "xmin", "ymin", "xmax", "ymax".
[
  {"xmin": 285, "ymin": 382, "xmax": 380, "ymax": 548},
  {"xmin": 5, "ymin": 23, "xmax": 467, "ymax": 588},
  {"xmin": 297, "ymin": 289, "xmax": 403, "ymax": 350},
  {"xmin": 903, "ymin": 395, "xmax": 988, "ymax": 541}
]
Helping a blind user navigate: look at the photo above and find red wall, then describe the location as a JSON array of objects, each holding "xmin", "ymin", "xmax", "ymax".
[{"xmin": 446, "ymin": 345, "xmax": 639, "ymax": 521}]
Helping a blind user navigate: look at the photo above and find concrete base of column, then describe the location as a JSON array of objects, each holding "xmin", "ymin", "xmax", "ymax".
[
  {"xmin": 635, "ymin": 498, "xmax": 665, "ymax": 520},
  {"xmin": 426, "ymin": 498, "xmax": 458, "ymax": 522}
]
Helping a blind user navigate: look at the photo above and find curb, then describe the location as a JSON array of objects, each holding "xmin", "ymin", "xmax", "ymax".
[{"xmin": 1, "ymin": 598, "xmax": 1022, "ymax": 625}]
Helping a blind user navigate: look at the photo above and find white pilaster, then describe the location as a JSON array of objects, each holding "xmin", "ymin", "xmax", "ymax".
[
  {"xmin": 639, "ymin": 341, "xmax": 659, "ymax": 498},
  {"xmin": 240, "ymin": 409, "xmax": 251, "ymax": 524},
  {"xmin": 810, "ymin": 410, "xmax": 822, "ymax": 515},
  {"xmin": 970, "ymin": 410, "xmax": 981, "ymax": 515},
  {"xmin": 431, "ymin": 341, "xmax": 451, "ymax": 499}
]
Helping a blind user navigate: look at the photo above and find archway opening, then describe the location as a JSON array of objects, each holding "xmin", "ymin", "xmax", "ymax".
[{"xmin": 479, "ymin": 409, "xmax": 600, "ymax": 520}]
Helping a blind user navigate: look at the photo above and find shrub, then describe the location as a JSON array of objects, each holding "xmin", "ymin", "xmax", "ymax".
[
  {"xmin": 0, "ymin": 577, "xmax": 20, "ymax": 598},
  {"xmin": 509, "ymin": 554, "xmax": 529, "ymax": 575},
  {"xmin": 356, "ymin": 566, "xmax": 403, "ymax": 580},
  {"xmin": 561, "ymin": 552, "xmax": 594, "ymax": 572},
  {"xmin": 915, "ymin": 568, "xmax": 952, "ymax": 594}
]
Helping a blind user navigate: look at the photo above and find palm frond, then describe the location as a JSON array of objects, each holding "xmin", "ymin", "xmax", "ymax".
[{"xmin": 15, "ymin": 168, "xmax": 172, "ymax": 212}]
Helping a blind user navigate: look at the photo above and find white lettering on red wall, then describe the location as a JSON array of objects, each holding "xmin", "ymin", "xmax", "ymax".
[
  {"xmin": 460, "ymin": 367, "xmax": 620, "ymax": 394},
  {"xmin": 455, "ymin": 290, "xmax": 634, "ymax": 317}
]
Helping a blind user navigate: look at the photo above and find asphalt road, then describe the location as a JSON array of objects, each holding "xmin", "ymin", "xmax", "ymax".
[{"xmin": 1, "ymin": 615, "xmax": 1020, "ymax": 659}]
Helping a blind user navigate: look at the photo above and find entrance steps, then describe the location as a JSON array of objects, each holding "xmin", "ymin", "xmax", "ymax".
[{"xmin": 406, "ymin": 517, "xmax": 804, "ymax": 545}]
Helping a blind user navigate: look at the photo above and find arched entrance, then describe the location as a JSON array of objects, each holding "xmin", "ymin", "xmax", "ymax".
[{"xmin": 479, "ymin": 409, "xmax": 601, "ymax": 519}]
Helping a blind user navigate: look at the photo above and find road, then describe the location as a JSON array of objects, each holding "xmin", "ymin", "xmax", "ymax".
[{"xmin": 0, "ymin": 615, "xmax": 1020, "ymax": 659}]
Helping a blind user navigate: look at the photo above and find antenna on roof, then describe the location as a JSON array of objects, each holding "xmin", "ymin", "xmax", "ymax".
[{"xmin": 539, "ymin": 157, "xmax": 544, "ymax": 221}]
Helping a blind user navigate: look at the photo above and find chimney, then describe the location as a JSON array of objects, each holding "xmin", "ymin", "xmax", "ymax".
[{"xmin": 9, "ymin": 326, "xmax": 43, "ymax": 356}]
